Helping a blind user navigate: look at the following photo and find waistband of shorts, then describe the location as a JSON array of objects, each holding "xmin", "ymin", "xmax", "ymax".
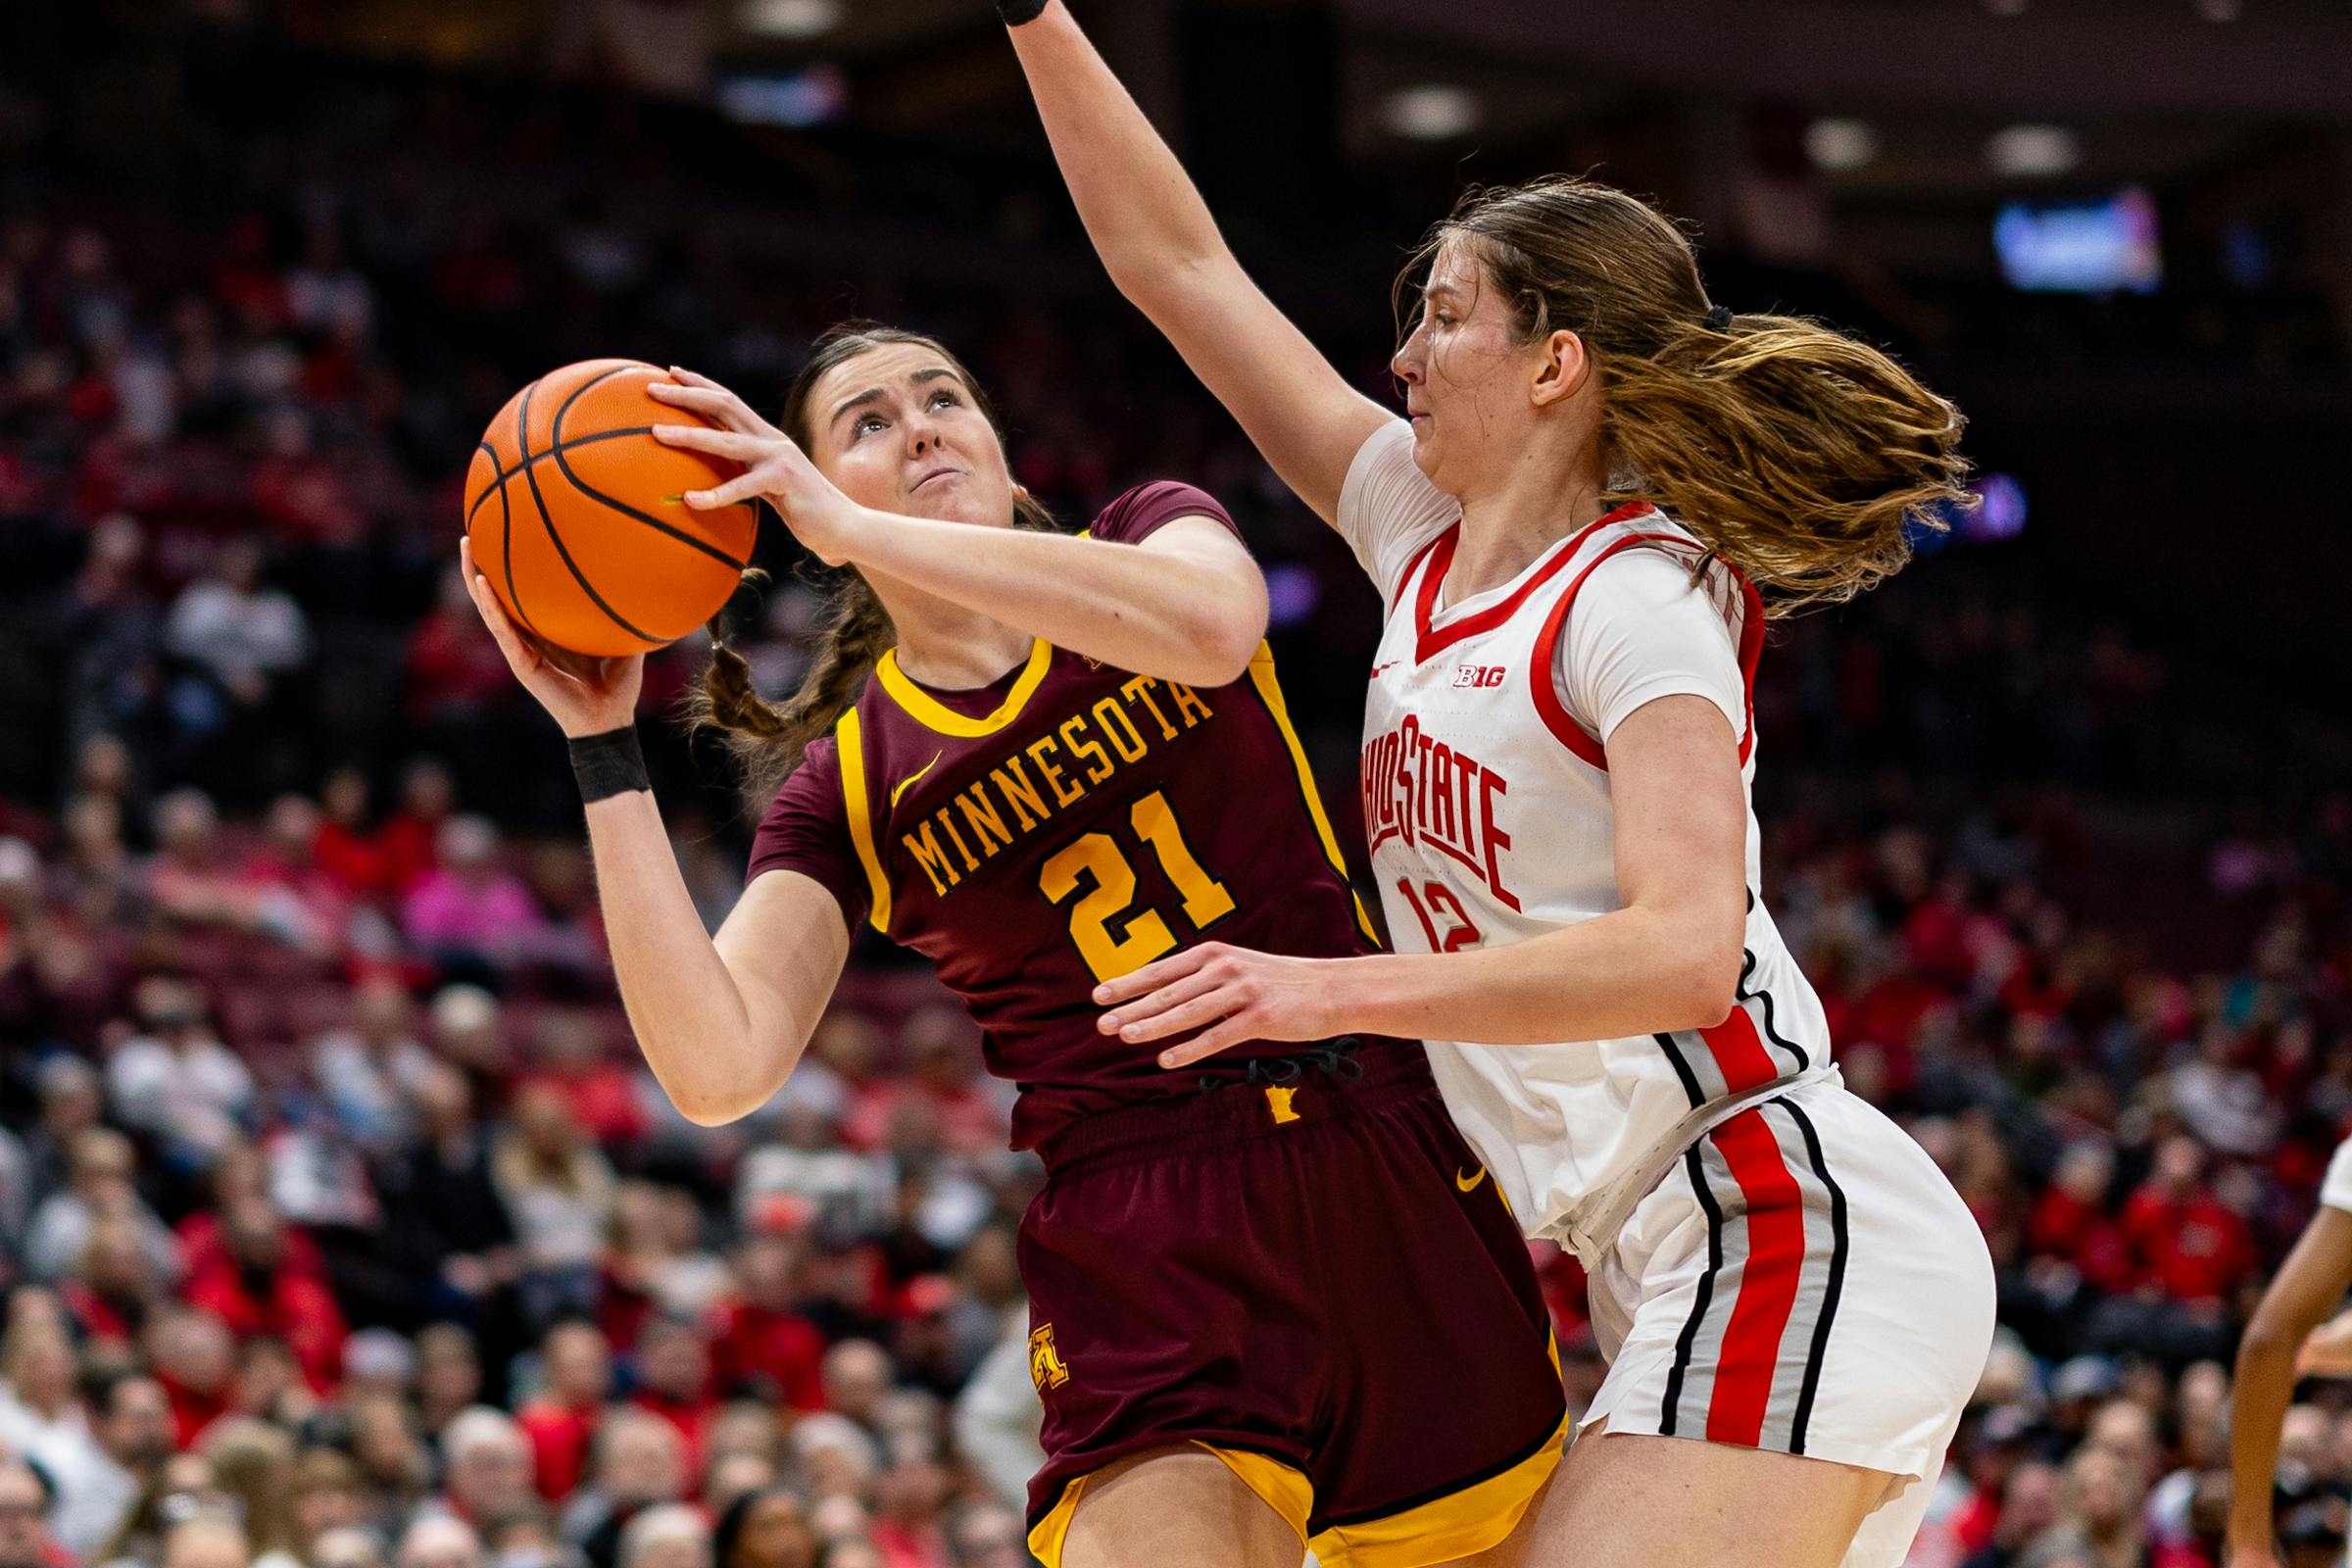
[{"xmin": 1035, "ymin": 1038, "xmax": 1433, "ymax": 1177}]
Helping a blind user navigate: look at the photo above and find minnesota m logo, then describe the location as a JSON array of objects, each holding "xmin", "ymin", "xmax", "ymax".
[{"xmin": 1028, "ymin": 1324, "xmax": 1071, "ymax": 1393}]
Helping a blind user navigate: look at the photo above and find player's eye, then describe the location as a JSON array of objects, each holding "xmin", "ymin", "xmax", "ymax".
[
  {"xmin": 931, "ymin": 388, "xmax": 963, "ymax": 411},
  {"xmin": 853, "ymin": 413, "xmax": 887, "ymax": 437}
]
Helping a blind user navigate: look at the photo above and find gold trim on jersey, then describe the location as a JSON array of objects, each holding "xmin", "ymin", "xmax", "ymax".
[
  {"xmin": 1244, "ymin": 643, "xmax": 1381, "ymax": 946},
  {"xmin": 875, "ymin": 638, "xmax": 1054, "ymax": 738},
  {"xmin": 832, "ymin": 708, "xmax": 892, "ymax": 934}
]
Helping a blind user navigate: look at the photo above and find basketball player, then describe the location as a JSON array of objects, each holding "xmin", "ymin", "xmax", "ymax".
[
  {"xmin": 2227, "ymin": 1134, "xmax": 2352, "ymax": 1567},
  {"xmin": 464, "ymin": 324, "xmax": 1566, "ymax": 1568},
  {"xmin": 1000, "ymin": 4, "xmax": 1997, "ymax": 1564}
]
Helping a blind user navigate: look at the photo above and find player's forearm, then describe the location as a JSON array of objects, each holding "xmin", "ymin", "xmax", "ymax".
[
  {"xmin": 583, "ymin": 790, "xmax": 765, "ymax": 1122},
  {"xmin": 1005, "ymin": 3, "xmax": 1232, "ymax": 296},
  {"xmin": 1330, "ymin": 906, "xmax": 1741, "ymax": 1047},
  {"xmin": 2226, "ymin": 1326, "xmax": 2298, "ymax": 1558},
  {"xmin": 841, "ymin": 508, "xmax": 1265, "ymax": 684}
]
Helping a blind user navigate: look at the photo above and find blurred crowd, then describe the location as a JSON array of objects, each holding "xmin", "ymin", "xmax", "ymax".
[{"xmin": 5, "ymin": 17, "xmax": 2352, "ymax": 1568}]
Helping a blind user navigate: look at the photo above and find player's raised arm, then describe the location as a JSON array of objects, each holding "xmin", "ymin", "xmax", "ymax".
[
  {"xmin": 462, "ymin": 540, "xmax": 845, "ymax": 1125},
  {"xmin": 1000, "ymin": 1, "xmax": 1388, "ymax": 525},
  {"xmin": 654, "ymin": 368, "xmax": 1268, "ymax": 687}
]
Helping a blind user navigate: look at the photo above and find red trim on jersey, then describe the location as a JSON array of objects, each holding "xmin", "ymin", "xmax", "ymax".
[
  {"xmin": 1409, "ymin": 502, "xmax": 1653, "ymax": 665},
  {"xmin": 1700, "ymin": 1004, "xmax": 1781, "ymax": 1097},
  {"xmin": 1529, "ymin": 534, "xmax": 1766, "ymax": 771},
  {"xmin": 1392, "ymin": 527, "xmax": 1452, "ymax": 615},
  {"xmin": 1706, "ymin": 1109, "xmax": 1807, "ymax": 1447}
]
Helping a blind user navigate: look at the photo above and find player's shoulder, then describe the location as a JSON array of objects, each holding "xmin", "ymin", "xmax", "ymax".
[{"xmin": 1088, "ymin": 478, "xmax": 1240, "ymax": 548}]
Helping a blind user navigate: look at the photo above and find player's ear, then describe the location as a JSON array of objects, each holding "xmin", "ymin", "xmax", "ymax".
[{"xmin": 1529, "ymin": 329, "xmax": 1590, "ymax": 409}]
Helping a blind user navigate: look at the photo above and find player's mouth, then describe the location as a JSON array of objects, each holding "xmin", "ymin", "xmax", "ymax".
[{"xmin": 909, "ymin": 467, "xmax": 963, "ymax": 494}]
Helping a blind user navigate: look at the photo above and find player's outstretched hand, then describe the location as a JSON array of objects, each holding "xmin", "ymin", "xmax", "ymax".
[
  {"xmin": 650, "ymin": 367, "xmax": 858, "ymax": 565},
  {"xmin": 1095, "ymin": 943, "xmax": 1338, "ymax": 1068},
  {"xmin": 461, "ymin": 536, "xmax": 644, "ymax": 738}
]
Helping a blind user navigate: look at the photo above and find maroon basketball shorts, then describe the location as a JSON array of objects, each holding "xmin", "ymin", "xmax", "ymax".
[{"xmin": 1018, "ymin": 1044, "xmax": 1567, "ymax": 1568}]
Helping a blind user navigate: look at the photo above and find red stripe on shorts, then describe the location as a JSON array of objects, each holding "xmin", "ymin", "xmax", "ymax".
[
  {"xmin": 1699, "ymin": 1004, "xmax": 1780, "ymax": 1096},
  {"xmin": 1705, "ymin": 1109, "xmax": 1807, "ymax": 1447}
]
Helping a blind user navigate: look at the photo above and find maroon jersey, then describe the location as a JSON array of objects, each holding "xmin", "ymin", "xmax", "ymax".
[{"xmin": 751, "ymin": 482, "xmax": 1378, "ymax": 1149}]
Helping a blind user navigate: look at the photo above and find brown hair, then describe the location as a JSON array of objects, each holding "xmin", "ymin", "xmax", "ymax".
[
  {"xmin": 1398, "ymin": 175, "xmax": 1969, "ymax": 612},
  {"xmin": 690, "ymin": 322, "xmax": 1056, "ymax": 808}
]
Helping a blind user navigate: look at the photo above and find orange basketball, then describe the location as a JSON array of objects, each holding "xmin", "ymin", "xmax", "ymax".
[{"xmin": 465, "ymin": 359, "xmax": 760, "ymax": 658}]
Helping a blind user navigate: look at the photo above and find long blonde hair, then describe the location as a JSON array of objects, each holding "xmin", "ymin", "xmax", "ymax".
[
  {"xmin": 1400, "ymin": 175, "xmax": 1970, "ymax": 612},
  {"xmin": 689, "ymin": 323, "xmax": 1056, "ymax": 808}
]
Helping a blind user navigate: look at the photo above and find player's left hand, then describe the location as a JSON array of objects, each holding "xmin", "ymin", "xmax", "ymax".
[
  {"xmin": 1095, "ymin": 943, "xmax": 1343, "ymax": 1068},
  {"xmin": 650, "ymin": 367, "xmax": 858, "ymax": 564}
]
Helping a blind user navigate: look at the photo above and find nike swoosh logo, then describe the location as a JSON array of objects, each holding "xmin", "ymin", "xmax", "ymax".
[
  {"xmin": 1455, "ymin": 1165, "xmax": 1487, "ymax": 1194},
  {"xmin": 890, "ymin": 751, "xmax": 944, "ymax": 808}
]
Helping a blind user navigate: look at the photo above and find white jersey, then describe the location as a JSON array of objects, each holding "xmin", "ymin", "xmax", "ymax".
[{"xmin": 1340, "ymin": 418, "xmax": 1834, "ymax": 1253}]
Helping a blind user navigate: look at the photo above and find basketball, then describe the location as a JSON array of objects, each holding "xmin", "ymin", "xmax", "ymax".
[{"xmin": 465, "ymin": 359, "xmax": 759, "ymax": 658}]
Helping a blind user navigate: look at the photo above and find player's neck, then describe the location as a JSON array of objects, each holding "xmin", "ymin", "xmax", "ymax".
[
  {"xmin": 1430, "ymin": 420, "xmax": 1618, "ymax": 606},
  {"xmin": 885, "ymin": 584, "xmax": 1037, "ymax": 691},
  {"xmin": 1446, "ymin": 459, "xmax": 1610, "ymax": 608}
]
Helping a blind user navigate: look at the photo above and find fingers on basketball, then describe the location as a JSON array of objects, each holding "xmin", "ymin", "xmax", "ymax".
[{"xmin": 465, "ymin": 359, "xmax": 759, "ymax": 660}]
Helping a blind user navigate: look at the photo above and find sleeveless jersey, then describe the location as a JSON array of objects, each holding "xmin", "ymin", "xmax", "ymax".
[
  {"xmin": 751, "ymin": 483, "xmax": 1380, "ymax": 1152},
  {"xmin": 1358, "ymin": 499, "xmax": 1833, "ymax": 1250}
]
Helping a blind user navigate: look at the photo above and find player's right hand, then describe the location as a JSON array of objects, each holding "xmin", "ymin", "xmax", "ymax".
[{"xmin": 462, "ymin": 536, "xmax": 644, "ymax": 738}]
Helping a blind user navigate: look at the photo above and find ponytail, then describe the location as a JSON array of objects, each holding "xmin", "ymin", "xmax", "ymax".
[
  {"xmin": 1600, "ymin": 311, "xmax": 1968, "ymax": 610},
  {"xmin": 687, "ymin": 567, "xmax": 894, "ymax": 810}
]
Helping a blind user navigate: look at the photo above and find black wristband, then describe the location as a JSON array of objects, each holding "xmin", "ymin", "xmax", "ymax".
[
  {"xmin": 569, "ymin": 725, "xmax": 650, "ymax": 803},
  {"xmin": 996, "ymin": 0, "xmax": 1049, "ymax": 24}
]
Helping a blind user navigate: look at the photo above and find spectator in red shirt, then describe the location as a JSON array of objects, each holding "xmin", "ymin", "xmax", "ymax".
[
  {"xmin": 60, "ymin": 1214, "xmax": 165, "ymax": 1352},
  {"xmin": 708, "ymin": 1236, "xmax": 825, "ymax": 1412},
  {"xmin": 404, "ymin": 567, "xmax": 516, "ymax": 726},
  {"xmin": 312, "ymin": 768, "xmax": 394, "ymax": 901},
  {"xmin": 517, "ymin": 1321, "xmax": 612, "ymax": 1502},
  {"xmin": 182, "ymin": 1196, "xmax": 348, "ymax": 1393},
  {"xmin": 629, "ymin": 1317, "xmax": 717, "ymax": 1486},
  {"xmin": 2029, "ymin": 1142, "xmax": 2137, "ymax": 1295},
  {"xmin": 144, "ymin": 1306, "xmax": 233, "ymax": 1449},
  {"xmin": 2121, "ymin": 1137, "xmax": 2259, "ymax": 1306},
  {"xmin": 524, "ymin": 1012, "xmax": 647, "ymax": 1149},
  {"xmin": 374, "ymin": 760, "xmax": 455, "ymax": 900}
]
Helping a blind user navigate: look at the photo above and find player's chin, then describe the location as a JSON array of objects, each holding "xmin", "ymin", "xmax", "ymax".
[{"xmin": 904, "ymin": 475, "xmax": 1004, "ymax": 527}]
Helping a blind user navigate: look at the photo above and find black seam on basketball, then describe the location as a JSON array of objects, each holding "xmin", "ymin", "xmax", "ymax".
[
  {"xmin": 549, "ymin": 370, "xmax": 749, "ymax": 571},
  {"xmin": 474, "ymin": 437, "xmax": 544, "ymax": 642},
  {"xmin": 1778, "ymin": 1097, "xmax": 1848, "ymax": 1456},
  {"xmin": 516, "ymin": 377, "xmax": 660, "ymax": 649},
  {"xmin": 466, "ymin": 425, "xmax": 660, "ymax": 526},
  {"xmin": 1660, "ymin": 1143, "xmax": 1724, "ymax": 1437}
]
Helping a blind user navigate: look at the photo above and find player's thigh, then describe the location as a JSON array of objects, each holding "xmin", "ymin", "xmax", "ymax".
[
  {"xmin": 1520, "ymin": 1428, "xmax": 1892, "ymax": 1568},
  {"xmin": 1061, "ymin": 1446, "xmax": 1304, "ymax": 1568}
]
